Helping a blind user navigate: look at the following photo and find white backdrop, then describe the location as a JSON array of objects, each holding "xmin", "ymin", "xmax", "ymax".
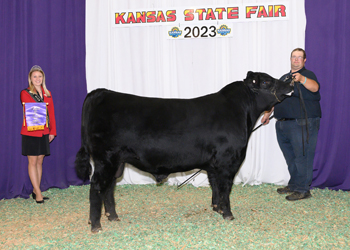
[{"xmin": 85, "ymin": 0, "xmax": 306, "ymax": 187}]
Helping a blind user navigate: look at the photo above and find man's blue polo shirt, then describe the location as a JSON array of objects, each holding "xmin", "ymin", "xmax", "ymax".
[{"xmin": 274, "ymin": 67, "xmax": 322, "ymax": 119}]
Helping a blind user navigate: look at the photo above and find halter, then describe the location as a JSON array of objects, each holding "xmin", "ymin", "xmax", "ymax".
[
  {"xmin": 273, "ymin": 90, "xmax": 281, "ymax": 102},
  {"xmin": 273, "ymin": 77, "xmax": 295, "ymax": 103}
]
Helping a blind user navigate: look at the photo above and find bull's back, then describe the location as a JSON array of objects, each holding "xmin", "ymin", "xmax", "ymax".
[
  {"xmin": 83, "ymin": 88, "xmax": 228, "ymax": 133},
  {"xmin": 83, "ymin": 88, "xmax": 250, "ymax": 144}
]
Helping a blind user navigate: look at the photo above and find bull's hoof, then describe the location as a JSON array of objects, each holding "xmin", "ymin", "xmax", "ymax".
[
  {"xmin": 223, "ymin": 215, "xmax": 234, "ymax": 220},
  {"xmin": 88, "ymin": 219, "xmax": 91, "ymax": 224},
  {"xmin": 91, "ymin": 226, "xmax": 102, "ymax": 233},
  {"xmin": 105, "ymin": 212, "xmax": 120, "ymax": 221},
  {"xmin": 108, "ymin": 216, "xmax": 120, "ymax": 222},
  {"xmin": 212, "ymin": 205, "xmax": 223, "ymax": 214}
]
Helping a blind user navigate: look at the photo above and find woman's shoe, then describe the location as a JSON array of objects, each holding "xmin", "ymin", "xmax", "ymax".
[
  {"xmin": 32, "ymin": 192, "xmax": 49, "ymax": 200},
  {"xmin": 36, "ymin": 199, "xmax": 44, "ymax": 204}
]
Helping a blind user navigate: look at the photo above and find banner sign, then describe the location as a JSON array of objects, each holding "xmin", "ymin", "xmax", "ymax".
[
  {"xmin": 25, "ymin": 103, "xmax": 47, "ymax": 131},
  {"xmin": 113, "ymin": 2, "xmax": 289, "ymax": 28}
]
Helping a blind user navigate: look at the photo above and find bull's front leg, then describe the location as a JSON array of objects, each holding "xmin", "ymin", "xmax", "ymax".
[
  {"xmin": 89, "ymin": 185, "xmax": 103, "ymax": 233},
  {"xmin": 210, "ymin": 171, "xmax": 235, "ymax": 220},
  {"xmin": 103, "ymin": 177, "xmax": 119, "ymax": 222},
  {"xmin": 218, "ymin": 179, "xmax": 234, "ymax": 220}
]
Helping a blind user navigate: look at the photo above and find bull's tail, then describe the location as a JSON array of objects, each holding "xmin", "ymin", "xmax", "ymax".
[
  {"xmin": 75, "ymin": 89, "xmax": 110, "ymax": 181},
  {"xmin": 74, "ymin": 91, "xmax": 96, "ymax": 181},
  {"xmin": 75, "ymin": 145, "xmax": 91, "ymax": 181}
]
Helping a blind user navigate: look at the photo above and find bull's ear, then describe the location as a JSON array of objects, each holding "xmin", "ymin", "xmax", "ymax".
[
  {"xmin": 245, "ymin": 71, "xmax": 259, "ymax": 89},
  {"xmin": 245, "ymin": 71, "xmax": 257, "ymax": 84},
  {"xmin": 246, "ymin": 71, "xmax": 253, "ymax": 78}
]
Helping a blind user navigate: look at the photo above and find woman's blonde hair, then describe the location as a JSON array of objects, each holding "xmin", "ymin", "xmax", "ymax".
[{"xmin": 28, "ymin": 65, "xmax": 50, "ymax": 97}]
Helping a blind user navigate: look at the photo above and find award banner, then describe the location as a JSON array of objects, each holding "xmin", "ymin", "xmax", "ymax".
[{"xmin": 24, "ymin": 103, "xmax": 47, "ymax": 131}]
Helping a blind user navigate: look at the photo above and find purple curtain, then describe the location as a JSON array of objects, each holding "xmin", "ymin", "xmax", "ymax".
[
  {"xmin": 306, "ymin": 1, "xmax": 350, "ymax": 190},
  {"xmin": 0, "ymin": 0, "xmax": 87, "ymax": 199}
]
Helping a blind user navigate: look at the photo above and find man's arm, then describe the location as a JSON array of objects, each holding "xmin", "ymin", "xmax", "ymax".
[{"xmin": 292, "ymin": 73, "xmax": 319, "ymax": 92}]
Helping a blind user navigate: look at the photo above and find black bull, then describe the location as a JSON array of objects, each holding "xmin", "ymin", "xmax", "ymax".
[{"xmin": 75, "ymin": 71, "xmax": 294, "ymax": 232}]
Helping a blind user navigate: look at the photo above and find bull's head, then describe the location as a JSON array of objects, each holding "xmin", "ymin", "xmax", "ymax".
[{"xmin": 244, "ymin": 71, "xmax": 294, "ymax": 103}]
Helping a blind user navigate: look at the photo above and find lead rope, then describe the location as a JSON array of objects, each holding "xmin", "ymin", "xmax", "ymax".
[
  {"xmin": 177, "ymin": 170, "xmax": 202, "ymax": 189},
  {"xmin": 296, "ymin": 81, "xmax": 309, "ymax": 155},
  {"xmin": 177, "ymin": 114, "xmax": 275, "ymax": 190}
]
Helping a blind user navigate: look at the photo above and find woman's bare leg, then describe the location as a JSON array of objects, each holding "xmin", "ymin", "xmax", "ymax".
[{"xmin": 28, "ymin": 155, "xmax": 44, "ymax": 201}]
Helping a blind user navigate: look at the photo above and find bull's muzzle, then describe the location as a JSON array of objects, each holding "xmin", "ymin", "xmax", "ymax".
[{"xmin": 290, "ymin": 78, "xmax": 295, "ymax": 86}]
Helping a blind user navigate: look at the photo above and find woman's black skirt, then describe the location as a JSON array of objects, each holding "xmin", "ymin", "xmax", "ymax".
[{"xmin": 22, "ymin": 134, "xmax": 50, "ymax": 156}]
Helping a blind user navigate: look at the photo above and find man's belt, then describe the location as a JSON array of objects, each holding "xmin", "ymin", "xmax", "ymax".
[{"xmin": 278, "ymin": 118, "xmax": 296, "ymax": 121}]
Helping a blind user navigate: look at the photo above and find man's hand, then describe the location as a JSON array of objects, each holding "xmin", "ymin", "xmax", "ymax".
[
  {"xmin": 292, "ymin": 72, "xmax": 319, "ymax": 92},
  {"xmin": 292, "ymin": 72, "xmax": 304, "ymax": 83},
  {"xmin": 261, "ymin": 107, "xmax": 274, "ymax": 125}
]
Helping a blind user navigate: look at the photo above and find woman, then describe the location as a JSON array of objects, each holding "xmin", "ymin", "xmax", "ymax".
[{"xmin": 21, "ymin": 65, "xmax": 56, "ymax": 203}]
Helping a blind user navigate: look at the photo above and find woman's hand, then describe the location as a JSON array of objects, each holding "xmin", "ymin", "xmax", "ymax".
[{"xmin": 49, "ymin": 134, "xmax": 55, "ymax": 142}]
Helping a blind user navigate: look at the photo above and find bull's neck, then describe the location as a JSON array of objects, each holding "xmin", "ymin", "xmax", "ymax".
[
  {"xmin": 245, "ymin": 86, "xmax": 275, "ymax": 133},
  {"xmin": 241, "ymin": 84, "xmax": 261, "ymax": 134}
]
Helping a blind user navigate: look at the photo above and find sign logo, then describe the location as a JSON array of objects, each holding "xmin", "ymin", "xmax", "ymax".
[
  {"xmin": 168, "ymin": 27, "xmax": 182, "ymax": 38},
  {"xmin": 217, "ymin": 25, "xmax": 231, "ymax": 36}
]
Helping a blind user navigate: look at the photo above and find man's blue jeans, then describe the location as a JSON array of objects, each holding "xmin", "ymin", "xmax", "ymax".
[{"xmin": 276, "ymin": 117, "xmax": 320, "ymax": 193}]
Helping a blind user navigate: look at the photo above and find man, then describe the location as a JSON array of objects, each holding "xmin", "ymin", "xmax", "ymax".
[{"xmin": 262, "ymin": 48, "xmax": 321, "ymax": 201}]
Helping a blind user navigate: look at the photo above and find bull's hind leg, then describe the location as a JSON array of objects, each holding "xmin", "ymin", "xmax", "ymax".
[
  {"xmin": 103, "ymin": 177, "xmax": 120, "ymax": 222},
  {"xmin": 89, "ymin": 155, "xmax": 125, "ymax": 232},
  {"xmin": 88, "ymin": 157, "xmax": 119, "ymax": 233},
  {"xmin": 89, "ymin": 185, "xmax": 103, "ymax": 233}
]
